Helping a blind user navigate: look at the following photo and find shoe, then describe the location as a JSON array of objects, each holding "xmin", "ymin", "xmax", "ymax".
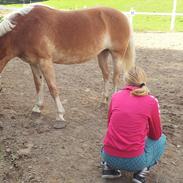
[
  {"xmin": 132, "ymin": 167, "xmax": 150, "ymax": 183},
  {"xmin": 100, "ymin": 161, "xmax": 105, "ymax": 167},
  {"xmin": 102, "ymin": 162, "xmax": 121, "ymax": 179}
]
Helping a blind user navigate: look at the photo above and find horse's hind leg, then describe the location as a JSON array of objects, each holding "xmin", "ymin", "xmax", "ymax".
[
  {"xmin": 111, "ymin": 51, "xmax": 124, "ymax": 92},
  {"xmin": 98, "ymin": 50, "xmax": 110, "ymax": 103},
  {"xmin": 31, "ymin": 64, "xmax": 44, "ymax": 115},
  {"xmin": 39, "ymin": 59, "xmax": 65, "ymax": 123}
]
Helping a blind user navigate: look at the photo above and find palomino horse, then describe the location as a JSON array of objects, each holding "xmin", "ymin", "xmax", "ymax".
[{"xmin": 0, "ymin": 5, "xmax": 135, "ymax": 124}]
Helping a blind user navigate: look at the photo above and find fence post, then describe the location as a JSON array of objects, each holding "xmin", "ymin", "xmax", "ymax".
[
  {"xmin": 170, "ymin": 0, "xmax": 177, "ymax": 31},
  {"xmin": 22, "ymin": 0, "xmax": 25, "ymax": 7},
  {"xmin": 129, "ymin": 8, "xmax": 135, "ymax": 28}
]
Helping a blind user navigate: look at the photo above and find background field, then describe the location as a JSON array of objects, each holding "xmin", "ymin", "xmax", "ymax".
[{"xmin": 1, "ymin": 0, "xmax": 183, "ymax": 32}]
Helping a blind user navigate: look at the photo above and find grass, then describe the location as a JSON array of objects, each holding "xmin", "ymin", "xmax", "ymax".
[
  {"xmin": 134, "ymin": 15, "xmax": 171, "ymax": 32},
  {"xmin": 43, "ymin": 0, "xmax": 183, "ymax": 12},
  {"xmin": 177, "ymin": 0, "xmax": 183, "ymax": 13},
  {"xmin": 175, "ymin": 16, "xmax": 183, "ymax": 31},
  {"xmin": 1, "ymin": 0, "xmax": 183, "ymax": 32}
]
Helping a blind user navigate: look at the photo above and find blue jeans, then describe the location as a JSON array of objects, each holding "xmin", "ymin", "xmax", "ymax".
[{"xmin": 101, "ymin": 134, "xmax": 166, "ymax": 172}]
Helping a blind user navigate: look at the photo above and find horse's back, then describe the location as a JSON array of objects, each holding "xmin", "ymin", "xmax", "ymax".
[
  {"xmin": 8, "ymin": 5, "xmax": 131, "ymax": 64},
  {"xmin": 13, "ymin": 5, "xmax": 129, "ymax": 42},
  {"xmin": 12, "ymin": 6, "xmax": 107, "ymax": 54}
]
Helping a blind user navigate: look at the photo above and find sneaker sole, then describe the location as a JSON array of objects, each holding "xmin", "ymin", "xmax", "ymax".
[
  {"xmin": 132, "ymin": 178, "xmax": 143, "ymax": 183},
  {"xmin": 102, "ymin": 174, "xmax": 121, "ymax": 179}
]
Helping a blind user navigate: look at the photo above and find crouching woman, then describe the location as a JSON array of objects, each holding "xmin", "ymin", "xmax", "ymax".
[{"xmin": 101, "ymin": 66, "xmax": 166, "ymax": 183}]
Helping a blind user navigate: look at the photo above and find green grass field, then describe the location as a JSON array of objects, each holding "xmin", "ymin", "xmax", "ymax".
[{"xmin": 2, "ymin": 0, "xmax": 183, "ymax": 32}]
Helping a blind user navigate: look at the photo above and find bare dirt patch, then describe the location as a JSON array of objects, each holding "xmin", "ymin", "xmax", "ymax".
[{"xmin": 0, "ymin": 33, "xmax": 183, "ymax": 183}]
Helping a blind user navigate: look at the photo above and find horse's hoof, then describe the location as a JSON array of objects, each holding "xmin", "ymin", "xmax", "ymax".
[
  {"xmin": 31, "ymin": 111, "xmax": 41, "ymax": 118},
  {"xmin": 53, "ymin": 120, "xmax": 67, "ymax": 129}
]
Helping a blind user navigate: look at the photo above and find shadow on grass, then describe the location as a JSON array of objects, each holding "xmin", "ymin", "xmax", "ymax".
[{"xmin": 0, "ymin": 0, "xmax": 47, "ymax": 5}]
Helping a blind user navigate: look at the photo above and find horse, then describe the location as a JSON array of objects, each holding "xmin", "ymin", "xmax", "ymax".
[{"xmin": 0, "ymin": 5, "xmax": 135, "ymax": 124}]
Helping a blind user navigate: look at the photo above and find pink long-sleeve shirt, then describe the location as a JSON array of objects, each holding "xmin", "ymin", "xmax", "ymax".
[{"xmin": 103, "ymin": 85, "xmax": 162, "ymax": 158}]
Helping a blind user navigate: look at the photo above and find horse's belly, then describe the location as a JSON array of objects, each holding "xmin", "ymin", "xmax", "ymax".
[
  {"xmin": 53, "ymin": 54, "xmax": 96, "ymax": 64},
  {"xmin": 52, "ymin": 50, "xmax": 99, "ymax": 64}
]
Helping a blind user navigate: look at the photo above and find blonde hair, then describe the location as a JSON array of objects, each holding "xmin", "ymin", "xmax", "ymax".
[{"xmin": 124, "ymin": 66, "xmax": 149, "ymax": 96}]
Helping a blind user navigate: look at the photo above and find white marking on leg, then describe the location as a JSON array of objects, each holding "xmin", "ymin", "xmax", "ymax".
[
  {"xmin": 31, "ymin": 65, "xmax": 44, "ymax": 114},
  {"xmin": 55, "ymin": 96, "xmax": 65, "ymax": 121},
  {"xmin": 32, "ymin": 105, "xmax": 41, "ymax": 113},
  {"xmin": 32, "ymin": 78, "xmax": 44, "ymax": 113},
  {"xmin": 37, "ymin": 78, "xmax": 44, "ymax": 107}
]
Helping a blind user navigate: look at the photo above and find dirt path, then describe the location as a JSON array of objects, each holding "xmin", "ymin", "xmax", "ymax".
[{"xmin": 0, "ymin": 33, "xmax": 183, "ymax": 183}]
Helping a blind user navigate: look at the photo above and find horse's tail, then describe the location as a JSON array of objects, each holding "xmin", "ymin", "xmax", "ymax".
[{"xmin": 123, "ymin": 26, "xmax": 135, "ymax": 73}]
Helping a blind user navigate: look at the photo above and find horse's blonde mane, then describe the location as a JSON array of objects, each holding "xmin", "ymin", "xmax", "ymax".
[{"xmin": 0, "ymin": 6, "xmax": 34, "ymax": 37}]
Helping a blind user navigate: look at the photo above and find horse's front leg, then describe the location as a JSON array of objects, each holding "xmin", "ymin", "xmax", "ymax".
[
  {"xmin": 39, "ymin": 59, "xmax": 66, "ymax": 124},
  {"xmin": 30, "ymin": 64, "xmax": 44, "ymax": 115}
]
